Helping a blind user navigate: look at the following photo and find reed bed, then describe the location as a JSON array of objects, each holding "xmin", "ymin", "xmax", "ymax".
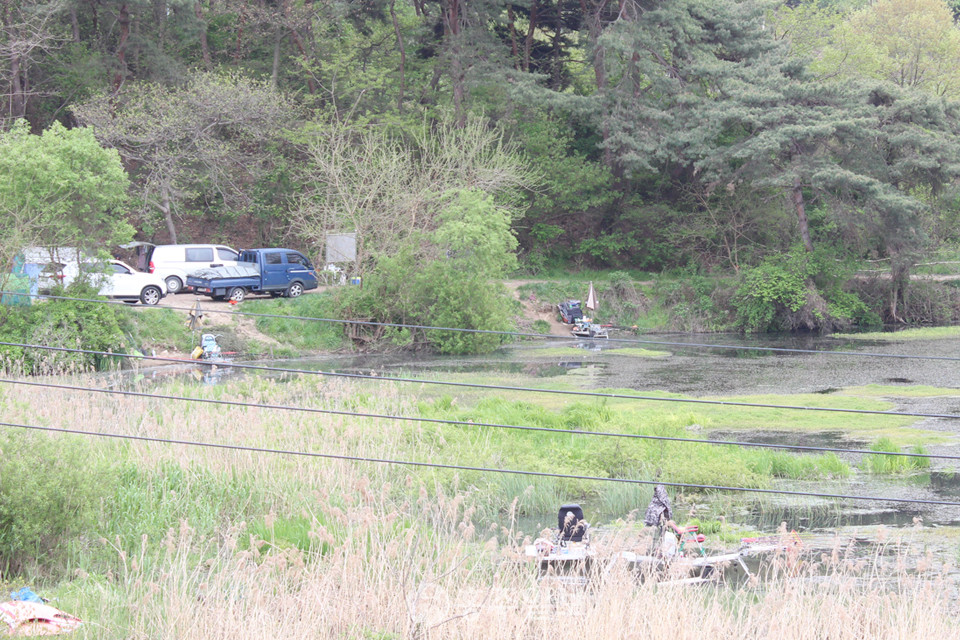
[{"xmin": 1, "ymin": 371, "xmax": 957, "ymax": 638}]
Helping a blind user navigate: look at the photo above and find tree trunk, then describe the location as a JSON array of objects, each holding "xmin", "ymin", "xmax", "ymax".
[
  {"xmin": 523, "ymin": 1, "xmax": 538, "ymax": 72},
  {"xmin": 70, "ymin": 6, "xmax": 81, "ymax": 42},
  {"xmin": 507, "ymin": 4, "xmax": 520, "ymax": 70},
  {"xmin": 389, "ymin": 0, "xmax": 405, "ymax": 113},
  {"xmin": 579, "ymin": 0, "xmax": 611, "ymax": 166},
  {"xmin": 551, "ymin": 20, "xmax": 562, "ymax": 90},
  {"xmin": 9, "ymin": 52, "xmax": 25, "ymax": 119},
  {"xmin": 443, "ymin": 0, "xmax": 465, "ymax": 128},
  {"xmin": 195, "ymin": 0, "xmax": 213, "ymax": 69},
  {"xmin": 792, "ymin": 175, "xmax": 814, "ymax": 253},
  {"xmin": 889, "ymin": 258, "xmax": 910, "ymax": 323},
  {"xmin": 289, "ymin": 28, "xmax": 317, "ymax": 94},
  {"xmin": 159, "ymin": 185, "xmax": 178, "ymax": 244},
  {"xmin": 234, "ymin": 7, "xmax": 245, "ymax": 63},
  {"xmin": 113, "ymin": 3, "xmax": 131, "ymax": 89}
]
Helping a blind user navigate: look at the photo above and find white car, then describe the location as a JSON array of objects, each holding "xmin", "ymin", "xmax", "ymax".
[
  {"xmin": 97, "ymin": 260, "xmax": 166, "ymax": 305},
  {"xmin": 144, "ymin": 244, "xmax": 241, "ymax": 294},
  {"xmin": 33, "ymin": 259, "xmax": 166, "ymax": 305}
]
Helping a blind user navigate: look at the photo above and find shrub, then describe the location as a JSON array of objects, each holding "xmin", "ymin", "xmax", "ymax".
[
  {"xmin": 0, "ymin": 431, "xmax": 117, "ymax": 574},
  {"xmin": 733, "ymin": 250, "xmax": 870, "ymax": 333},
  {"xmin": 335, "ymin": 189, "xmax": 519, "ymax": 355},
  {"xmin": 0, "ymin": 282, "xmax": 129, "ymax": 373}
]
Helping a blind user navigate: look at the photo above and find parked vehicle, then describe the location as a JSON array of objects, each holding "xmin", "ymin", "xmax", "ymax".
[
  {"xmin": 143, "ymin": 244, "xmax": 240, "ymax": 294},
  {"xmin": 186, "ymin": 248, "xmax": 318, "ymax": 302},
  {"xmin": 99, "ymin": 261, "xmax": 167, "ymax": 305},
  {"xmin": 557, "ymin": 300, "xmax": 584, "ymax": 324},
  {"xmin": 16, "ymin": 251, "xmax": 166, "ymax": 305}
]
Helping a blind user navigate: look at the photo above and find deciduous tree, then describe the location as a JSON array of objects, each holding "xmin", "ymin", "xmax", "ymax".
[{"xmin": 73, "ymin": 72, "xmax": 295, "ymax": 242}]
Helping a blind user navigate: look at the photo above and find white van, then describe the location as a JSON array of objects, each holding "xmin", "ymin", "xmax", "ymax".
[{"xmin": 145, "ymin": 244, "xmax": 240, "ymax": 293}]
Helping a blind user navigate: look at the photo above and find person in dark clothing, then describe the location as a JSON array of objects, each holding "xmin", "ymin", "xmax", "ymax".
[
  {"xmin": 643, "ymin": 484, "xmax": 677, "ymax": 556},
  {"xmin": 643, "ymin": 484, "xmax": 673, "ymax": 527}
]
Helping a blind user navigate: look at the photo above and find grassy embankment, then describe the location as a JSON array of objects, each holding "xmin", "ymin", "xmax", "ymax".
[
  {"xmin": 122, "ymin": 292, "xmax": 347, "ymax": 358},
  {"xmin": 0, "ymin": 369, "xmax": 952, "ymax": 638}
]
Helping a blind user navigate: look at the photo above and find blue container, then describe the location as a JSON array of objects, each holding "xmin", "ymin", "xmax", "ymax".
[{"xmin": 349, "ymin": 276, "xmax": 362, "ymax": 286}]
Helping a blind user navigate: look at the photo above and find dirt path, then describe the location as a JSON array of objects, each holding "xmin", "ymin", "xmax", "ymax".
[
  {"xmin": 503, "ymin": 280, "xmax": 569, "ymax": 337},
  {"xmin": 153, "ymin": 290, "xmax": 325, "ymax": 348}
]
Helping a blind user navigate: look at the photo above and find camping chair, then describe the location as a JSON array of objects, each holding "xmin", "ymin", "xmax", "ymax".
[
  {"xmin": 669, "ymin": 522, "xmax": 706, "ymax": 556},
  {"xmin": 557, "ymin": 503, "xmax": 588, "ymax": 544}
]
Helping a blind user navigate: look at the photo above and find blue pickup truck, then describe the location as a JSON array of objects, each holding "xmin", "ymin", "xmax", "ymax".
[{"xmin": 186, "ymin": 248, "xmax": 319, "ymax": 302}]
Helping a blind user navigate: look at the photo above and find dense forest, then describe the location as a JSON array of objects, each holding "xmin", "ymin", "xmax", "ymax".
[{"xmin": 5, "ymin": 0, "xmax": 960, "ymax": 338}]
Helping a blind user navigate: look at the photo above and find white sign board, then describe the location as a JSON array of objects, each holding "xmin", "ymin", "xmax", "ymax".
[{"xmin": 326, "ymin": 232, "xmax": 356, "ymax": 263}]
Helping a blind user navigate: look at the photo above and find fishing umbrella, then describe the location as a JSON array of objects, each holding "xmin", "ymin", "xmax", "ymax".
[{"xmin": 585, "ymin": 282, "xmax": 598, "ymax": 312}]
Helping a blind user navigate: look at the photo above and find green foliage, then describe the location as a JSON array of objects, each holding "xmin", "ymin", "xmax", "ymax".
[
  {"xmin": 647, "ymin": 270, "xmax": 735, "ymax": 333},
  {"xmin": 0, "ymin": 283, "xmax": 130, "ymax": 373},
  {"xmin": 863, "ymin": 438, "xmax": 931, "ymax": 474},
  {"xmin": 733, "ymin": 250, "xmax": 871, "ymax": 332},
  {"xmin": 335, "ymin": 189, "xmax": 519, "ymax": 355},
  {"xmin": 0, "ymin": 431, "xmax": 117, "ymax": 574},
  {"xmin": 0, "ymin": 120, "xmax": 132, "ymax": 251},
  {"xmin": 734, "ymin": 260, "xmax": 809, "ymax": 333}
]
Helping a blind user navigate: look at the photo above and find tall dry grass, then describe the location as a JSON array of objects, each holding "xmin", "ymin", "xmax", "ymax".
[{"xmin": 1, "ymin": 372, "xmax": 958, "ymax": 638}]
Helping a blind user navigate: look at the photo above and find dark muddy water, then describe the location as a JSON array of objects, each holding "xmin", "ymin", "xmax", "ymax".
[{"xmin": 138, "ymin": 330, "xmax": 960, "ymax": 530}]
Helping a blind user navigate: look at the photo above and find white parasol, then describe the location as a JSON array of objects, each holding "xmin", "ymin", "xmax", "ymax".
[{"xmin": 585, "ymin": 281, "xmax": 598, "ymax": 311}]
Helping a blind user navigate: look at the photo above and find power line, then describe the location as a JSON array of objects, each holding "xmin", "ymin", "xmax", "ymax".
[
  {"xmin": 4, "ymin": 339, "xmax": 960, "ymax": 420},
  {"xmin": 4, "ymin": 376, "xmax": 955, "ymax": 460},
  {"xmin": 3, "ymin": 289, "xmax": 957, "ymax": 362},
  {"xmin": 1, "ymin": 418, "xmax": 957, "ymax": 507}
]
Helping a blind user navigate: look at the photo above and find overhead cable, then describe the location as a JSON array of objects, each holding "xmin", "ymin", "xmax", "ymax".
[
  {"xmin": 3, "ymin": 377, "xmax": 955, "ymax": 460},
  {"xmin": 3, "ymin": 339, "xmax": 960, "ymax": 420},
  {"xmin": 1, "ymin": 418, "xmax": 957, "ymax": 507}
]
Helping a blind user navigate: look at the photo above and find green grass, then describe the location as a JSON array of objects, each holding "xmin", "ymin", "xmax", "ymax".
[
  {"xmin": 862, "ymin": 437, "xmax": 932, "ymax": 474},
  {"xmin": 123, "ymin": 306, "xmax": 196, "ymax": 353},
  {"xmin": 244, "ymin": 292, "xmax": 348, "ymax": 352},
  {"xmin": 512, "ymin": 268, "xmax": 656, "ymax": 282},
  {"xmin": 413, "ymin": 394, "xmax": 858, "ymax": 516},
  {"xmin": 746, "ymin": 450, "xmax": 850, "ymax": 480},
  {"xmin": 604, "ymin": 347, "xmax": 672, "ymax": 358},
  {"xmin": 836, "ymin": 326, "xmax": 960, "ymax": 341},
  {"xmin": 839, "ymin": 384, "xmax": 960, "ymax": 398},
  {"xmin": 390, "ymin": 370, "xmax": 942, "ymax": 443},
  {"xmin": 244, "ymin": 514, "xmax": 336, "ymax": 555}
]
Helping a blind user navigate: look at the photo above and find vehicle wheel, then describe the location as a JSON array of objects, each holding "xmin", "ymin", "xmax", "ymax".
[
  {"xmin": 227, "ymin": 286, "xmax": 246, "ymax": 303},
  {"xmin": 140, "ymin": 286, "xmax": 162, "ymax": 305},
  {"xmin": 164, "ymin": 276, "xmax": 183, "ymax": 294},
  {"xmin": 285, "ymin": 282, "xmax": 304, "ymax": 298}
]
